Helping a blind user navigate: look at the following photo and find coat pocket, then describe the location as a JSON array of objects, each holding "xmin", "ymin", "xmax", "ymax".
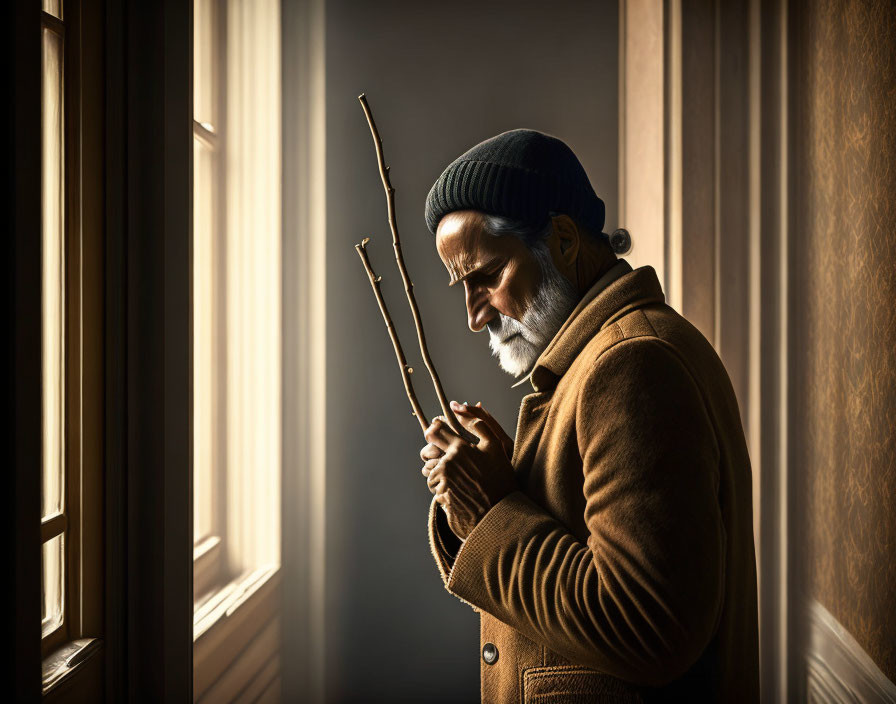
[{"xmin": 522, "ymin": 665, "xmax": 643, "ymax": 704}]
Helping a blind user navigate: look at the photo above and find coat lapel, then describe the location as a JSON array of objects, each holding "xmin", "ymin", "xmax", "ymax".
[
  {"xmin": 527, "ymin": 263, "xmax": 666, "ymax": 393},
  {"xmin": 511, "ymin": 390, "xmax": 553, "ymax": 483},
  {"xmin": 511, "ymin": 262, "xmax": 667, "ymax": 487}
]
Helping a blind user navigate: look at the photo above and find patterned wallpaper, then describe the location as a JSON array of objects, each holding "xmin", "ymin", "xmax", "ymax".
[{"xmin": 793, "ymin": 0, "xmax": 896, "ymax": 680}]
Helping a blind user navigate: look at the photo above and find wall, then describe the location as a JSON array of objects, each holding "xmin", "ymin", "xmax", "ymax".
[
  {"xmin": 619, "ymin": 0, "xmax": 666, "ymax": 284},
  {"xmin": 792, "ymin": 0, "xmax": 896, "ymax": 683},
  {"xmin": 324, "ymin": 1, "xmax": 618, "ymax": 700}
]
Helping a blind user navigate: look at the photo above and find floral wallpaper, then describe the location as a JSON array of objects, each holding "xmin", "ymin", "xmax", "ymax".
[{"xmin": 793, "ymin": 0, "xmax": 896, "ymax": 680}]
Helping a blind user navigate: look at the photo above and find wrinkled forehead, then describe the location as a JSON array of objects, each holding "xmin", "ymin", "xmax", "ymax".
[{"xmin": 435, "ymin": 211, "xmax": 496, "ymax": 283}]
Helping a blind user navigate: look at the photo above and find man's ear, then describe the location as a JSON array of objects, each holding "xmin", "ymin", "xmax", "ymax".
[{"xmin": 548, "ymin": 214, "xmax": 580, "ymax": 268}]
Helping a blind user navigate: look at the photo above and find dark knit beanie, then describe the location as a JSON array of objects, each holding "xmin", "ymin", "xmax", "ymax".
[{"xmin": 424, "ymin": 128, "xmax": 605, "ymax": 236}]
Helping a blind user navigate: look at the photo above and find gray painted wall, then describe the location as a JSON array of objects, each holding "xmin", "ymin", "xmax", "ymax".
[{"xmin": 324, "ymin": 2, "xmax": 618, "ymax": 700}]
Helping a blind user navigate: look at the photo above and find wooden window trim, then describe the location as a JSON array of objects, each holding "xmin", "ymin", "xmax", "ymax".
[
  {"xmin": 104, "ymin": 0, "xmax": 195, "ymax": 696},
  {"xmin": 192, "ymin": 0, "xmax": 230, "ymax": 603},
  {"xmin": 193, "ymin": 535, "xmax": 225, "ymax": 601},
  {"xmin": 192, "ymin": 1, "xmax": 284, "ymax": 697},
  {"xmin": 40, "ymin": 0, "xmax": 80, "ymax": 661},
  {"xmin": 41, "ymin": 513, "xmax": 66, "ymax": 544},
  {"xmin": 40, "ymin": 0, "xmax": 105, "ymax": 693},
  {"xmin": 42, "ymin": 638, "xmax": 102, "ymax": 698},
  {"xmin": 193, "ymin": 567, "xmax": 281, "ymax": 701}
]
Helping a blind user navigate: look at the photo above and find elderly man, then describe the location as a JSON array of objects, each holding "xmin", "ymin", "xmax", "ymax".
[{"xmin": 419, "ymin": 129, "xmax": 759, "ymax": 702}]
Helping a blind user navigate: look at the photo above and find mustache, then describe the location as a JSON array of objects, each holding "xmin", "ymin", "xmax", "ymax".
[
  {"xmin": 482, "ymin": 240, "xmax": 580, "ymax": 377},
  {"xmin": 487, "ymin": 314, "xmax": 531, "ymax": 344}
]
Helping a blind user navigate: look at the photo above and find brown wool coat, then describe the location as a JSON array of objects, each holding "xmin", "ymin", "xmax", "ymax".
[{"xmin": 428, "ymin": 260, "xmax": 759, "ymax": 703}]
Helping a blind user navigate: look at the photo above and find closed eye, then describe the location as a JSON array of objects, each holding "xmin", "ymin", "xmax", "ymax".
[
  {"xmin": 472, "ymin": 263, "xmax": 504, "ymax": 285},
  {"xmin": 449, "ymin": 257, "xmax": 505, "ymax": 287}
]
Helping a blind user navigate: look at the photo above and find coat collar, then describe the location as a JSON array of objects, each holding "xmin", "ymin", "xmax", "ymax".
[{"xmin": 511, "ymin": 259, "xmax": 666, "ymax": 392}]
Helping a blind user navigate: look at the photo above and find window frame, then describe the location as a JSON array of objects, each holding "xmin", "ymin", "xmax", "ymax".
[
  {"xmin": 39, "ymin": 4, "xmax": 71, "ymax": 657},
  {"xmin": 190, "ymin": 0, "xmax": 284, "ymax": 697},
  {"xmin": 103, "ymin": 0, "xmax": 195, "ymax": 696},
  {"xmin": 39, "ymin": 0, "xmax": 105, "ymax": 695},
  {"xmin": 39, "ymin": 0, "xmax": 81, "ymax": 661},
  {"xmin": 192, "ymin": 0, "xmax": 230, "ymax": 604}
]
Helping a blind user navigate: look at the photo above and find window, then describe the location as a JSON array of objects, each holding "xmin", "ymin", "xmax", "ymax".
[
  {"xmin": 192, "ymin": 0, "xmax": 282, "ymax": 697},
  {"xmin": 192, "ymin": 0, "xmax": 227, "ymax": 601},
  {"xmin": 41, "ymin": 0, "xmax": 67, "ymax": 651},
  {"xmin": 40, "ymin": 0, "xmax": 104, "ymax": 694}
]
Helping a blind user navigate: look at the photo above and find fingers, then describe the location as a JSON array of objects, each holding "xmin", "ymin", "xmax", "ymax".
[
  {"xmin": 421, "ymin": 418, "xmax": 455, "ymax": 496},
  {"xmin": 426, "ymin": 462, "xmax": 444, "ymax": 494},
  {"xmin": 452, "ymin": 400, "xmax": 485, "ymax": 417},
  {"xmin": 471, "ymin": 402, "xmax": 510, "ymax": 442},
  {"xmin": 450, "ymin": 401, "xmax": 484, "ymax": 431},
  {"xmin": 449, "ymin": 401, "xmax": 498, "ymax": 446},
  {"xmin": 424, "ymin": 416, "xmax": 458, "ymax": 452},
  {"xmin": 450, "ymin": 405, "xmax": 484, "ymax": 444},
  {"xmin": 452, "ymin": 401, "xmax": 498, "ymax": 434},
  {"xmin": 420, "ymin": 442, "xmax": 444, "ymax": 462},
  {"xmin": 453, "ymin": 400, "xmax": 513, "ymax": 456},
  {"xmin": 421, "ymin": 458, "xmax": 439, "ymax": 477},
  {"xmin": 451, "ymin": 400, "xmax": 475, "ymax": 417},
  {"xmin": 468, "ymin": 418, "xmax": 498, "ymax": 447}
]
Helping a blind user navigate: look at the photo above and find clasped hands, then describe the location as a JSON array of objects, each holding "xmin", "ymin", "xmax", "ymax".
[{"xmin": 420, "ymin": 400, "xmax": 517, "ymax": 541}]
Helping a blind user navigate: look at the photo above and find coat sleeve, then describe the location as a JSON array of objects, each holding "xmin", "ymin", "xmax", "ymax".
[
  {"xmin": 427, "ymin": 496, "xmax": 482, "ymax": 614},
  {"xmin": 427, "ymin": 495, "xmax": 462, "ymax": 584},
  {"xmin": 441, "ymin": 337, "xmax": 725, "ymax": 686}
]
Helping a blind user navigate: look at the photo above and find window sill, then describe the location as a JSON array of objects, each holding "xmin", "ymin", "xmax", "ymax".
[
  {"xmin": 193, "ymin": 566, "xmax": 281, "ymax": 700},
  {"xmin": 42, "ymin": 638, "xmax": 102, "ymax": 697},
  {"xmin": 193, "ymin": 564, "xmax": 278, "ymax": 641},
  {"xmin": 193, "ymin": 534, "xmax": 221, "ymax": 562},
  {"xmin": 193, "ymin": 534, "xmax": 224, "ymax": 601}
]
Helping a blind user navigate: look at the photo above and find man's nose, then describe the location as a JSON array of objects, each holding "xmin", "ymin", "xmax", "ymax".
[{"xmin": 464, "ymin": 283, "xmax": 497, "ymax": 333}]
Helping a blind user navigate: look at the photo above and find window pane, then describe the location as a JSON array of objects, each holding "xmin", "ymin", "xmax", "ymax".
[
  {"xmin": 42, "ymin": 535, "xmax": 65, "ymax": 637},
  {"xmin": 193, "ymin": 138, "xmax": 216, "ymax": 544},
  {"xmin": 42, "ymin": 27, "xmax": 65, "ymax": 519},
  {"xmin": 42, "ymin": 0, "xmax": 63, "ymax": 19},
  {"xmin": 193, "ymin": 0, "xmax": 217, "ymax": 127}
]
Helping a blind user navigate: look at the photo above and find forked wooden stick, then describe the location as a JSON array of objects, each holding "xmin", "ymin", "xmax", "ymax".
[
  {"xmin": 355, "ymin": 237, "xmax": 428, "ymax": 434},
  {"xmin": 358, "ymin": 93, "xmax": 476, "ymax": 444}
]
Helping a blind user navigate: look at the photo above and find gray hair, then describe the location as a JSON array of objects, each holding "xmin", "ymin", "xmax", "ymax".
[
  {"xmin": 481, "ymin": 213, "xmax": 553, "ymax": 246},
  {"xmin": 480, "ymin": 212, "xmax": 609, "ymax": 248},
  {"xmin": 484, "ymin": 226, "xmax": 580, "ymax": 377}
]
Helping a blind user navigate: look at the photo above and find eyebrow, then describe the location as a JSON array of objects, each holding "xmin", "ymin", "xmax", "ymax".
[{"xmin": 447, "ymin": 256, "xmax": 502, "ymax": 287}]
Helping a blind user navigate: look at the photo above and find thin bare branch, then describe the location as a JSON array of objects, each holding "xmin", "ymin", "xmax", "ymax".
[
  {"xmin": 355, "ymin": 238, "xmax": 428, "ymax": 434},
  {"xmin": 358, "ymin": 93, "xmax": 477, "ymax": 445}
]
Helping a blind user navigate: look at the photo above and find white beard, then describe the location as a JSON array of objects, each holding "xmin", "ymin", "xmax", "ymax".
[{"xmin": 486, "ymin": 243, "xmax": 579, "ymax": 378}]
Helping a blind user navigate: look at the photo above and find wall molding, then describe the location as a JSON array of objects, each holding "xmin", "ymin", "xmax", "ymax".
[
  {"xmin": 281, "ymin": 0, "xmax": 327, "ymax": 701},
  {"xmin": 617, "ymin": 0, "xmax": 667, "ymax": 283},
  {"xmin": 806, "ymin": 600, "xmax": 896, "ymax": 703}
]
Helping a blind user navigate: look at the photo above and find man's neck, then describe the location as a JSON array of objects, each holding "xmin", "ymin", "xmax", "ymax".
[{"xmin": 574, "ymin": 241, "xmax": 619, "ymax": 297}]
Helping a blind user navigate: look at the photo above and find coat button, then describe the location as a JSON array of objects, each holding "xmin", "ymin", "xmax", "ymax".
[{"xmin": 482, "ymin": 642, "xmax": 498, "ymax": 665}]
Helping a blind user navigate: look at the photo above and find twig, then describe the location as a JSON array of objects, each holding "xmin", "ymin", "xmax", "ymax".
[
  {"xmin": 358, "ymin": 93, "xmax": 477, "ymax": 445},
  {"xmin": 355, "ymin": 238, "xmax": 428, "ymax": 434}
]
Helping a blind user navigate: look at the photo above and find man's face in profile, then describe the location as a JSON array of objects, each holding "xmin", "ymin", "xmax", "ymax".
[{"xmin": 435, "ymin": 210, "xmax": 578, "ymax": 377}]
